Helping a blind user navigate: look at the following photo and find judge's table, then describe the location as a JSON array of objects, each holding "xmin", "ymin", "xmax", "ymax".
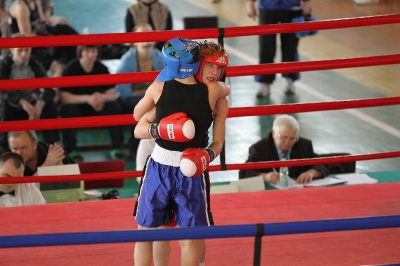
[{"xmin": 210, "ymin": 170, "xmax": 400, "ymax": 194}]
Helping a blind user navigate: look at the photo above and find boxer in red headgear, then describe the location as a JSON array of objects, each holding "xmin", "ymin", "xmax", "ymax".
[
  {"xmin": 195, "ymin": 41, "xmax": 229, "ymax": 85},
  {"xmin": 158, "ymin": 41, "xmax": 230, "ymax": 266},
  {"xmin": 133, "ymin": 38, "xmax": 230, "ymax": 266}
]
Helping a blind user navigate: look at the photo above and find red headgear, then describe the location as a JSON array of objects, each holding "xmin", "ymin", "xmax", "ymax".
[{"xmin": 195, "ymin": 53, "xmax": 229, "ymax": 83}]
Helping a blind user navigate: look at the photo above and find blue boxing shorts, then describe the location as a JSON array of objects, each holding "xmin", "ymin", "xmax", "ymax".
[{"xmin": 135, "ymin": 144, "xmax": 213, "ymax": 228}]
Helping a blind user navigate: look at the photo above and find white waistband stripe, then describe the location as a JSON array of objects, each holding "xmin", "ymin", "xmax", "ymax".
[{"xmin": 151, "ymin": 144, "xmax": 182, "ymax": 167}]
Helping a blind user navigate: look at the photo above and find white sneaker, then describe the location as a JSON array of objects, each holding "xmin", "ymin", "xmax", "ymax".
[
  {"xmin": 256, "ymin": 83, "xmax": 270, "ymax": 97},
  {"xmin": 284, "ymin": 78, "xmax": 295, "ymax": 95}
]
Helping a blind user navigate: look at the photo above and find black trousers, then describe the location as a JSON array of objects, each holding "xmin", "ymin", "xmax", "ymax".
[
  {"xmin": 256, "ymin": 9, "xmax": 300, "ymax": 84},
  {"xmin": 60, "ymin": 101, "xmax": 124, "ymax": 154}
]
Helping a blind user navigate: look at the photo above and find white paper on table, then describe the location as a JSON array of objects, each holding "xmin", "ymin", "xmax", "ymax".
[
  {"xmin": 270, "ymin": 177, "xmax": 303, "ymax": 190},
  {"xmin": 334, "ymin": 173, "xmax": 378, "ymax": 185},
  {"xmin": 304, "ymin": 177, "xmax": 347, "ymax": 187},
  {"xmin": 84, "ymin": 190, "xmax": 103, "ymax": 198}
]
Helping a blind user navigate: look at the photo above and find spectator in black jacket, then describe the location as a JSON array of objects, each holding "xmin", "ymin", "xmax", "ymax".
[
  {"xmin": 59, "ymin": 45, "xmax": 124, "ymax": 162},
  {"xmin": 7, "ymin": 130, "xmax": 74, "ymax": 176},
  {"xmin": 239, "ymin": 115, "xmax": 329, "ymax": 184},
  {"xmin": 0, "ymin": 37, "xmax": 59, "ymax": 154}
]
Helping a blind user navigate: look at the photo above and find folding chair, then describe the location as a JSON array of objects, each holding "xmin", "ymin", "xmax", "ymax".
[{"xmin": 318, "ymin": 153, "xmax": 356, "ymax": 174}]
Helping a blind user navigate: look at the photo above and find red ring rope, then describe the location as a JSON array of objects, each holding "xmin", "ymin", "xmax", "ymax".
[
  {"xmin": 1, "ymin": 54, "xmax": 399, "ymax": 91},
  {"xmin": 0, "ymin": 97, "xmax": 399, "ymax": 132},
  {"xmin": 1, "ymin": 151, "xmax": 399, "ymax": 184},
  {"xmin": 0, "ymin": 14, "xmax": 399, "ymax": 48}
]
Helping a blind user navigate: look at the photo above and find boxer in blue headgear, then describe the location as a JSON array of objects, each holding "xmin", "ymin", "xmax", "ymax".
[
  {"xmin": 155, "ymin": 37, "xmax": 201, "ymax": 81},
  {"xmin": 133, "ymin": 38, "xmax": 230, "ymax": 266}
]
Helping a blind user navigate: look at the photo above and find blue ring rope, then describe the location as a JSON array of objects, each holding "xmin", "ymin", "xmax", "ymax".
[{"xmin": 1, "ymin": 215, "xmax": 399, "ymax": 248}]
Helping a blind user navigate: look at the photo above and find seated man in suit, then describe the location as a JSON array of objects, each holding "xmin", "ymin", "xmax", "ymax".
[{"xmin": 239, "ymin": 115, "xmax": 329, "ymax": 184}]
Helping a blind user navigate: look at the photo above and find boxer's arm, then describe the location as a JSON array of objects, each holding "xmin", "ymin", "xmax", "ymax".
[
  {"xmin": 133, "ymin": 82, "xmax": 161, "ymax": 121},
  {"xmin": 209, "ymin": 97, "xmax": 228, "ymax": 156},
  {"xmin": 207, "ymin": 81, "xmax": 231, "ymax": 112},
  {"xmin": 134, "ymin": 107, "xmax": 156, "ymax": 139},
  {"xmin": 209, "ymin": 81, "xmax": 231, "ymax": 98}
]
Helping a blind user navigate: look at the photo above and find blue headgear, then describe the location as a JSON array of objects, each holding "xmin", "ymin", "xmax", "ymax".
[
  {"xmin": 155, "ymin": 38, "xmax": 200, "ymax": 81},
  {"xmin": 292, "ymin": 14, "xmax": 318, "ymax": 38}
]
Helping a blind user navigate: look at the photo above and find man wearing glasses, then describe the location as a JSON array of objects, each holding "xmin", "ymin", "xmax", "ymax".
[{"xmin": 239, "ymin": 115, "xmax": 329, "ymax": 184}]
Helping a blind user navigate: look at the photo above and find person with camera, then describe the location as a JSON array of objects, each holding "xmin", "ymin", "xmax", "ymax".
[{"xmin": 246, "ymin": 0, "xmax": 312, "ymax": 97}]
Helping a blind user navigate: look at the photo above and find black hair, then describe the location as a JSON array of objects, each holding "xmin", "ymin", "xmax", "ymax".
[{"xmin": 0, "ymin": 152, "xmax": 25, "ymax": 169}]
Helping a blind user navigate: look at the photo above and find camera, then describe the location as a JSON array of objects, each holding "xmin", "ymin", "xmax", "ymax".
[{"xmin": 101, "ymin": 189, "xmax": 120, "ymax": 200}]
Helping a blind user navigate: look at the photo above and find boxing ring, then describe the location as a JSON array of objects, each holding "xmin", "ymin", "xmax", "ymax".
[{"xmin": 1, "ymin": 14, "xmax": 400, "ymax": 265}]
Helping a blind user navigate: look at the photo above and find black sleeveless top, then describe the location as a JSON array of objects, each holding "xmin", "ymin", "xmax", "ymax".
[
  {"xmin": 155, "ymin": 80, "xmax": 214, "ymax": 151},
  {"xmin": 10, "ymin": 0, "xmax": 40, "ymax": 34}
]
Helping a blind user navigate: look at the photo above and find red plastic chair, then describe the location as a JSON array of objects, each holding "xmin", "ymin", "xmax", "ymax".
[{"xmin": 78, "ymin": 160, "xmax": 125, "ymax": 189}]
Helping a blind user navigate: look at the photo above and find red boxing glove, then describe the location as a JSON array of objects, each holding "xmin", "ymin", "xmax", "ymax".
[
  {"xmin": 148, "ymin": 112, "xmax": 195, "ymax": 142},
  {"xmin": 180, "ymin": 148, "xmax": 215, "ymax": 177}
]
